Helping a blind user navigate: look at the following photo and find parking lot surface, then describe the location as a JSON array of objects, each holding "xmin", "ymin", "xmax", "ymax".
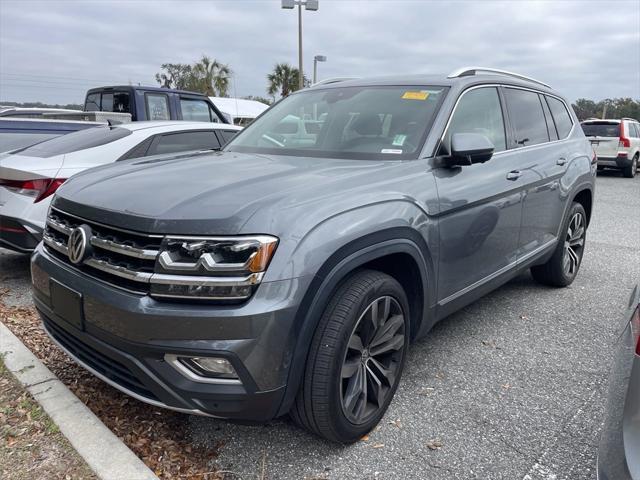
[{"xmin": 1, "ymin": 173, "xmax": 639, "ymax": 480}]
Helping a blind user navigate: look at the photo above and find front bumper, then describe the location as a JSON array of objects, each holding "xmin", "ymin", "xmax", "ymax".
[
  {"xmin": 31, "ymin": 243, "xmax": 311, "ymax": 421},
  {"xmin": 597, "ymin": 155, "xmax": 633, "ymax": 169}
]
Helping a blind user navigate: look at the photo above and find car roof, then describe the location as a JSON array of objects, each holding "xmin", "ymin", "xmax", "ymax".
[
  {"xmin": 86, "ymin": 85, "xmax": 208, "ymax": 97},
  {"xmin": 117, "ymin": 121, "xmax": 241, "ymax": 132},
  {"xmin": 307, "ymin": 72, "xmax": 559, "ymax": 96}
]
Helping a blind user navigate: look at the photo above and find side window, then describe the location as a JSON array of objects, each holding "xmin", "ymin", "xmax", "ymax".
[
  {"xmin": 540, "ymin": 95, "xmax": 559, "ymax": 141},
  {"xmin": 101, "ymin": 93, "xmax": 114, "ymax": 112},
  {"xmin": 146, "ymin": 94, "xmax": 170, "ymax": 120},
  {"xmin": 629, "ymin": 123, "xmax": 640, "ymax": 138},
  {"xmin": 208, "ymin": 105, "xmax": 221, "ymax": 123},
  {"xmin": 441, "ymin": 87, "xmax": 506, "ymax": 154},
  {"xmin": 180, "ymin": 99, "xmax": 212, "ymax": 122},
  {"xmin": 546, "ymin": 96, "xmax": 573, "ymax": 139},
  {"xmin": 217, "ymin": 129, "xmax": 238, "ymax": 145},
  {"xmin": 504, "ymin": 88, "xmax": 549, "ymax": 147},
  {"xmin": 146, "ymin": 131, "xmax": 221, "ymax": 156},
  {"xmin": 85, "ymin": 93, "xmax": 100, "ymax": 112}
]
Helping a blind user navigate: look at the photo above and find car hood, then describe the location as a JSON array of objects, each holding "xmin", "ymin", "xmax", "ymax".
[{"xmin": 53, "ymin": 151, "xmax": 415, "ymax": 235}]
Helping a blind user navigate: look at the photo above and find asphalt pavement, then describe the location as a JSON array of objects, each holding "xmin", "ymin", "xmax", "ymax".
[{"xmin": 1, "ymin": 172, "xmax": 639, "ymax": 480}]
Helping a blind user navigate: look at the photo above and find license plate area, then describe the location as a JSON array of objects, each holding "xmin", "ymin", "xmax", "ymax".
[{"xmin": 50, "ymin": 279, "xmax": 84, "ymax": 331}]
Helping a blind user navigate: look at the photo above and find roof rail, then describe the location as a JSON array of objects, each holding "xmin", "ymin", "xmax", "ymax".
[
  {"xmin": 311, "ymin": 77, "xmax": 359, "ymax": 87},
  {"xmin": 622, "ymin": 117, "xmax": 640, "ymax": 122},
  {"xmin": 447, "ymin": 66, "xmax": 552, "ymax": 89}
]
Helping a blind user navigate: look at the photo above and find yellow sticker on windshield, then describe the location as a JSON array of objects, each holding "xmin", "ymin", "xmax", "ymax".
[{"xmin": 402, "ymin": 91, "xmax": 429, "ymax": 100}]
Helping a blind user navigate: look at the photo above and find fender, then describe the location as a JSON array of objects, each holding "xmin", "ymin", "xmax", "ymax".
[{"xmin": 275, "ymin": 227, "xmax": 436, "ymax": 416}]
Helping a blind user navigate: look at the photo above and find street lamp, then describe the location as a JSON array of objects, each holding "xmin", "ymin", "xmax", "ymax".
[
  {"xmin": 313, "ymin": 55, "xmax": 326, "ymax": 84},
  {"xmin": 282, "ymin": 0, "xmax": 319, "ymax": 90}
]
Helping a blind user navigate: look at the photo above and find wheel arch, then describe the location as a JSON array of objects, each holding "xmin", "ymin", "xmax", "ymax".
[
  {"xmin": 572, "ymin": 187, "xmax": 593, "ymax": 226},
  {"xmin": 276, "ymin": 227, "xmax": 435, "ymax": 416}
]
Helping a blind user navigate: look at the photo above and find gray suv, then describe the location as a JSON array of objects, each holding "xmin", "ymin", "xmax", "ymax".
[{"xmin": 31, "ymin": 67, "xmax": 596, "ymax": 443}]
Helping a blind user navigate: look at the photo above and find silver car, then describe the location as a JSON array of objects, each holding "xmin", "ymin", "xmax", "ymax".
[{"xmin": 599, "ymin": 284, "xmax": 640, "ymax": 479}]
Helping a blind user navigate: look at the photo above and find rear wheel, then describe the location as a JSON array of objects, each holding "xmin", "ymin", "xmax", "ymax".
[
  {"xmin": 531, "ymin": 202, "xmax": 587, "ymax": 287},
  {"xmin": 622, "ymin": 154, "xmax": 638, "ymax": 178},
  {"xmin": 291, "ymin": 270, "xmax": 410, "ymax": 443}
]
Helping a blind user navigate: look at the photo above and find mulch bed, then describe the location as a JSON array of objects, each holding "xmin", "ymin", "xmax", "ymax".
[{"xmin": 0, "ymin": 293, "xmax": 224, "ymax": 479}]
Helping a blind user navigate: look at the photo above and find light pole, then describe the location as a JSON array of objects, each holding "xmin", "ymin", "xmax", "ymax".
[
  {"xmin": 281, "ymin": 0, "xmax": 318, "ymax": 90},
  {"xmin": 313, "ymin": 55, "xmax": 326, "ymax": 84}
]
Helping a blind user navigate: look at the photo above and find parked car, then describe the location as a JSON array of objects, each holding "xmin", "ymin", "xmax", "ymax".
[
  {"xmin": 598, "ymin": 284, "xmax": 640, "ymax": 480},
  {"xmin": 581, "ymin": 118, "xmax": 640, "ymax": 178},
  {"xmin": 209, "ymin": 97, "xmax": 269, "ymax": 126},
  {"xmin": 0, "ymin": 117, "xmax": 102, "ymax": 153},
  {"xmin": 0, "ymin": 121, "xmax": 240, "ymax": 252},
  {"xmin": 31, "ymin": 67, "xmax": 596, "ymax": 443},
  {"xmin": 84, "ymin": 85, "xmax": 229, "ymax": 124},
  {"xmin": 0, "ymin": 107, "xmax": 83, "ymax": 118}
]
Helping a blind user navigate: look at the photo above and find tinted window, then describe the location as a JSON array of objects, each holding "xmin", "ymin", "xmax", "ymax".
[
  {"xmin": 113, "ymin": 92, "xmax": 130, "ymax": 113},
  {"xmin": 180, "ymin": 99, "xmax": 212, "ymax": 122},
  {"xmin": 0, "ymin": 132, "xmax": 60, "ymax": 152},
  {"xmin": 228, "ymin": 86, "xmax": 447, "ymax": 160},
  {"xmin": 217, "ymin": 129, "xmax": 238, "ymax": 145},
  {"xmin": 504, "ymin": 88, "xmax": 549, "ymax": 147},
  {"xmin": 147, "ymin": 131, "xmax": 221, "ymax": 156},
  {"xmin": 546, "ymin": 96, "xmax": 573, "ymax": 139},
  {"xmin": 15, "ymin": 127, "xmax": 131, "ymax": 158},
  {"xmin": 146, "ymin": 94, "xmax": 170, "ymax": 120},
  {"xmin": 581, "ymin": 122, "xmax": 620, "ymax": 137},
  {"xmin": 540, "ymin": 95, "xmax": 558, "ymax": 141},
  {"xmin": 85, "ymin": 93, "xmax": 100, "ymax": 112},
  {"xmin": 441, "ymin": 87, "xmax": 506, "ymax": 154},
  {"xmin": 101, "ymin": 93, "xmax": 113, "ymax": 112}
]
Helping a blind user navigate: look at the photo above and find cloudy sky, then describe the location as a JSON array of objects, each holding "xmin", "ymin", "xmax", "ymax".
[{"xmin": 0, "ymin": 0, "xmax": 638, "ymax": 105}]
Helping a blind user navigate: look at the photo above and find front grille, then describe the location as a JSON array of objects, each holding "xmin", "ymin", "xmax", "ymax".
[
  {"xmin": 43, "ymin": 207, "xmax": 162, "ymax": 293},
  {"xmin": 43, "ymin": 316, "xmax": 158, "ymax": 401}
]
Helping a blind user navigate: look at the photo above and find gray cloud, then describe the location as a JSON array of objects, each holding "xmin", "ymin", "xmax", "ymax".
[{"xmin": 0, "ymin": 0, "xmax": 638, "ymax": 104}]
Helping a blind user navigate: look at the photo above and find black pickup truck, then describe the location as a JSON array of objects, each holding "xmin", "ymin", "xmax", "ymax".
[{"xmin": 84, "ymin": 85, "xmax": 229, "ymax": 123}]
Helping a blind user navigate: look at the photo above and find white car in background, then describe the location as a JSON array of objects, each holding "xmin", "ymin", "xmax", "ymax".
[
  {"xmin": 581, "ymin": 118, "xmax": 640, "ymax": 178},
  {"xmin": 0, "ymin": 121, "xmax": 241, "ymax": 252}
]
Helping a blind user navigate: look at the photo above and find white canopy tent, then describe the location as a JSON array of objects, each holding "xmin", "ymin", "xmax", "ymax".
[{"xmin": 209, "ymin": 97, "xmax": 269, "ymax": 126}]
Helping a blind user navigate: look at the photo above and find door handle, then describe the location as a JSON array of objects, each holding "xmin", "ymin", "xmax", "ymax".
[
  {"xmin": 506, "ymin": 170, "xmax": 522, "ymax": 181},
  {"xmin": 557, "ymin": 157, "xmax": 567, "ymax": 166}
]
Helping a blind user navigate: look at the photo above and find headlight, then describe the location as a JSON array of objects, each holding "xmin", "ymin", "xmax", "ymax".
[{"xmin": 151, "ymin": 235, "xmax": 278, "ymax": 300}]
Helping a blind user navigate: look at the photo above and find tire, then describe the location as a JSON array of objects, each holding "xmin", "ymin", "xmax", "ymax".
[
  {"xmin": 622, "ymin": 154, "xmax": 638, "ymax": 178},
  {"xmin": 290, "ymin": 269, "xmax": 410, "ymax": 443},
  {"xmin": 531, "ymin": 202, "xmax": 587, "ymax": 287}
]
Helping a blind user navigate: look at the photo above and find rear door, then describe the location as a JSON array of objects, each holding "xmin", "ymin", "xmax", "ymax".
[
  {"xmin": 581, "ymin": 121, "xmax": 620, "ymax": 158},
  {"xmin": 502, "ymin": 88, "xmax": 571, "ymax": 258}
]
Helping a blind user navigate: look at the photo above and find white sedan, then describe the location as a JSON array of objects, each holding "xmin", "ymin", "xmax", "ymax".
[{"xmin": 0, "ymin": 120, "xmax": 241, "ymax": 252}]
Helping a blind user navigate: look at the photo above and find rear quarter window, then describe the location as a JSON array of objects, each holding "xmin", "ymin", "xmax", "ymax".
[{"xmin": 545, "ymin": 96, "xmax": 573, "ymax": 139}]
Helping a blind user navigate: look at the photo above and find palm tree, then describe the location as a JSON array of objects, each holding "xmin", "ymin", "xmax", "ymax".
[
  {"xmin": 193, "ymin": 55, "xmax": 232, "ymax": 97},
  {"xmin": 267, "ymin": 63, "xmax": 301, "ymax": 98}
]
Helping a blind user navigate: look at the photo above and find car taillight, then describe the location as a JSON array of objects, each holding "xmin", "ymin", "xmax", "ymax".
[
  {"xmin": 0, "ymin": 178, "xmax": 66, "ymax": 203},
  {"xmin": 631, "ymin": 304, "xmax": 640, "ymax": 356},
  {"xmin": 619, "ymin": 122, "xmax": 631, "ymax": 148}
]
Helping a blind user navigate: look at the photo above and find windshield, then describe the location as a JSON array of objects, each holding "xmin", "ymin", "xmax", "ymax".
[
  {"xmin": 581, "ymin": 122, "xmax": 620, "ymax": 137},
  {"xmin": 226, "ymin": 85, "xmax": 447, "ymax": 160},
  {"xmin": 14, "ymin": 126, "xmax": 131, "ymax": 158}
]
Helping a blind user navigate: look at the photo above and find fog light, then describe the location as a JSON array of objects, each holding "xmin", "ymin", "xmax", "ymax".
[{"xmin": 189, "ymin": 357, "xmax": 237, "ymax": 378}]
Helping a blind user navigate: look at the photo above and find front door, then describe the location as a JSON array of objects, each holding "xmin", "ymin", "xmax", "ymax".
[{"xmin": 434, "ymin": 86, "xmax": 523, "ymax": 304}]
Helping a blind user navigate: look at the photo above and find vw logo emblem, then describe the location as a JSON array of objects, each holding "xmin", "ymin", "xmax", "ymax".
[{"xmin": 67, "ymin": 225, "xmax": 91, "ymax": 264}]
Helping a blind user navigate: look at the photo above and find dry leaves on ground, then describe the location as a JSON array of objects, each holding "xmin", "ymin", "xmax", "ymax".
[{"xmin": 0, "ymin": 299, "xmax": 224, "ymax": 480}]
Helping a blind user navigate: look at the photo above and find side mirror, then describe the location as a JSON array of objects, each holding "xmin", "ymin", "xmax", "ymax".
[{"xmin": 446, "ymin": 133, "xmax": 495, "ymax": 166}]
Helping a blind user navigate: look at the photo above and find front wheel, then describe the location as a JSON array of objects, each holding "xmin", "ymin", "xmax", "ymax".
[
  {"xmin": 290, "ymin": 270, "xmax": 410, "ymax": 443},
  {"xmin": 531, "ymin": 202, "xmax": 587, "ymax": 287}
]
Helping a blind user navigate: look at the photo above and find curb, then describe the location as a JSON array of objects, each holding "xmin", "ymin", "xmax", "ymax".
[{"xmin": 0, "ymin": 321, "xmax": 159, "ymax": 480}]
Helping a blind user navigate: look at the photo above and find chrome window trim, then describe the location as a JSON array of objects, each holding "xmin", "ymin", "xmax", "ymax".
[
  {"xmin": 433, "ymin": 83, "xmax": 576, "ymax": 158},
  {"xmin": 164, "ymin": 354, "xmax": 242, "ymax": 385}
]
